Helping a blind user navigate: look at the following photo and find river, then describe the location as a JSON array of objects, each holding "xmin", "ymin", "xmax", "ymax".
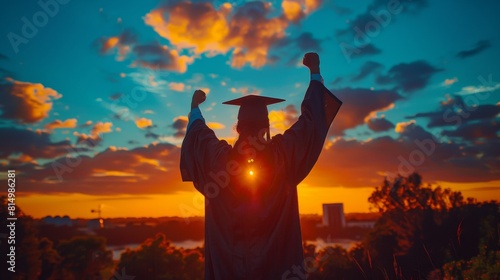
[{"xmin": 108, "ymin": 238, "xmax": 358, "ymax": 260}]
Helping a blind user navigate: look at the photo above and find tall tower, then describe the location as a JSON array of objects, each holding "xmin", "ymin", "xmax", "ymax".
[{"xmin": 322, "ymin": 203, "xmax": 345, "ymax": 230}]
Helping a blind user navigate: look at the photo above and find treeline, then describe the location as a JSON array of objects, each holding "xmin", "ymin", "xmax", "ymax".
[
  {"xmin": 38, "ymin": 214, "xmax": 369, "ymax": 247},
  {"xmin": 36, "ymin": 219, "xmax": 204, "ymax": 247},
  {"xmin": 305, "ymin": 173, "xmax": 499, "ymax": 279},
  {"xmin": 1, "ymin": 173, "xmax": 498, "ymax": 279}
]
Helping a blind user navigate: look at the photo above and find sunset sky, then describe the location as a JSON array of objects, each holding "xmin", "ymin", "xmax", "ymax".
[{"xmin": 0, "ymin": 0, "xmax": 499, "ymax": 218}]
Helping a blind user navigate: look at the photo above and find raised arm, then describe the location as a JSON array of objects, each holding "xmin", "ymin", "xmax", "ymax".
[
  {"xmin": 273, "ymin": 53, "xmax": 342, "ymax": 185},
  {"xmin": 180, "ymin": 90, "xmax": 231, "ymax": 194},
  {"xmin": 186, "ymin": 89, "xmax": 207, "ymax": 131}
]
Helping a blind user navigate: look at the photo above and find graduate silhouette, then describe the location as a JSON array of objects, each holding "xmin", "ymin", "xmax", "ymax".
[{"xmin": 180, "ymin": 52, "xmax": 342, "ymax": 280}]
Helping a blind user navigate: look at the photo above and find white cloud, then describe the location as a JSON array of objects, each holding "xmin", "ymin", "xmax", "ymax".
[{"xmin": 456, "ymin": 83, "xmax": 500, "ymax": 95}]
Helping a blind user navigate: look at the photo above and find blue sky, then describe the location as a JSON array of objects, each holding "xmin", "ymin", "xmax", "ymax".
[{"xmin": 0, "ymin": 0, "xmax": 499, "ymax": 217}]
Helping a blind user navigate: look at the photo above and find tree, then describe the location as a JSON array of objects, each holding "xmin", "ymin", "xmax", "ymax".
[
  {"xmin": 442, "ymin": 202, "xmax": 500, "ymax": 279},
  {"xmin": 308, "ymin": 245, "xmax": 354, "ymax": 280},
  {"xmin": 38, "ymin": 237, "xmax": 61, "ymax": 280},
  {"xmin": 115, "ymin": 233, "xmax": 203, "ymax": 280},
  {"xmin": 443, "ymin": 250, "xmax": 500, "ymax": 280},
  {"xmin": 367, "ymin": 173, "xmax": 468, "ymax": 255},
  {"xmin": 0, "ymin": 196, "xmax": 41, "ymax": 280},
  {"xmin": 57, "ymin": 235, "xmax": 113, "ymax": 280},
  {"xmin": 364, "ymin": 173, "xmax": 498, "ymax": 279},
  {"xmin": 369, "ymin": 173, "xmax": 467, "ymax": 214}
]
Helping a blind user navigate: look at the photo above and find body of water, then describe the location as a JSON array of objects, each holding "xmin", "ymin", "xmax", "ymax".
[
  {"xmin": 108, "ymin": 240, "xmax": 204, "ymax": 260},
  {"xmin": 305, "ymin": 238, "xmax": 359, "ymax": 251},
  {"xmin": 108, "ymin": 239, "xmax": 357, "ymax": 260}
]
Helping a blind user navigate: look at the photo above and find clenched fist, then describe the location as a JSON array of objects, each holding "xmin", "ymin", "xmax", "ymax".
[
  {"xmin": 191, "ymin": 89, "xmax": 206, "ymax": 109},
  {"xmin": 302, "ymin": 52, "xmax": 320, "ymax": 74}
]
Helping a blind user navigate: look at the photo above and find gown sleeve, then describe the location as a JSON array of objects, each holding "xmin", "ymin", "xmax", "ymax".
[
  {"xmin": 273, "ymin": 80, "xmax": 342, "ymax": 185},
  {"xmin": 180, "ymin": 113, "xmax": 231, "ymax": 196}
]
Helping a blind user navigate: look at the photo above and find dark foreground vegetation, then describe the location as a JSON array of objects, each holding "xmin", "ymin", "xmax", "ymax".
[{"xmin": 1, "ymin": 173, "xmax": 498, "ymax": 279}]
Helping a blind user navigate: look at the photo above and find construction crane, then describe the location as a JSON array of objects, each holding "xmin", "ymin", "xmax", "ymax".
[{"xmin": 91, "ymin": 204, "xmax": 104, "ymax": 228}]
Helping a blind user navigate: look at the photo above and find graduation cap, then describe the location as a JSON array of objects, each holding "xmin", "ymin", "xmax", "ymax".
[
  {"xmin": 223, "ymin": 95, "xmax": 285, "ymax": 122},
  {"xmin": 223, "ymin": 95, "xmax": 285, "ymax": 140}
]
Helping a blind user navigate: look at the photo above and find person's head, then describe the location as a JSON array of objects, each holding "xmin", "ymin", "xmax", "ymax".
[
  {"xmin": 223, "ymin": 95, "xmax": 285, "ymax": 141},
  {"xmin": 236, "ymin": 100, "xmax": 269, "ymax": 139}
]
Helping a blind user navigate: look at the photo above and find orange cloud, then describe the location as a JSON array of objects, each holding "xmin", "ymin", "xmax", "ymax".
[
  {"xmin": 308, "ymin": 124, "xmax": 500, "ymax": 189},
  {"xmin": 144, "ymin": 3, "xmax": 230, "ymax": 54},
  {"xmin": 99, "ymin": 30, "xmax": 192, "ymax": 72},
  {"xmin": 363, "ymin": 103, "xmax": 395, "ymax": 124},
  {"xmin": 0, "ymin": 78, "xmax": 61, "ymax": 123},
  {"xmin": 9, "ymin": 153, "xmax": 37, "ymax": 165},
  {"xmin": 269, "ymin": 104, "xmax": 299, "ymax": 132},
  {"xmin": 17, "ymin": 143, "xmax": 184, "ymax": 196},
  {"xmin": 169, "ymin": 82, "xmax": 185, "ymax": 92},
  {"xmin": 101, "ymin": 37, "xmax": 130, "ymax": 61},
  {"xmin": 135, "ymin": 117, "xmax": 153, "ymax": 129},
  {"xmin": 144, "ymin": 0, "xmax": 321, "ymax": 69},
  {"xmin": 91, "ymin": 122, "xmax": 113, "ymax": 135},
  {"xmin": 13, "ymin": 122, "xmax": 500, "ymax": 201},
  {"xmin": 99, "ymin": 30, "xmax": 136, "ymax": 61},
  {"xmin": 304, "ymin": 0, "xmax": 322, "ymax": 12},
  {"xmin": 74, "ymin": 132, "xmax": 100, "ymax": 146},
  {"xmin": 74, "ymin": 121, "xmax": 114, "ymax": 146},
  {"xmin": 207, "ymin": 122, "xmax": 225, "ymax": 130},
  {"xmin": 395, "ymin": 120, "xmax": 416, "ymax": 133},
  {"xmin": 200, "ymin": 87, "xmax": 210, "ymax": 94},
  {"xmin": 269, "ymin": 110, "xmax": 288, "ymax": 131},
  {"xmin": 101, "ymin": 37, "xmax": 119, "ymax": 53},
  {"xmin": 282, "ymin": 0, "xmax": 305, "ymax": 22},
  {"xmin": 45, "ymin": 118, "xmax": 78, "ymax": 131},
  {"xmin": 132, "ymin": 42, "xmax": 194, "ymax": 73},
  {"xmin": 230, "ymin": 87, "xmax": 261, "ymax": 95}
]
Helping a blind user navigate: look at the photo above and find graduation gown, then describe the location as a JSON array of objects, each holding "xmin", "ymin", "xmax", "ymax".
[{"xmin": 180, "ymin": 80, "xmax": 342, "ymax": 280}]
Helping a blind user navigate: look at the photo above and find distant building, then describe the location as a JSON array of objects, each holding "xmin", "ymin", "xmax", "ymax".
[
  {"xmin": 41, "ymin": 215, "xmax": 73, "ymax": 226},
  {"xmin": 87, "ymin": 218, "xmax": 105, "ymax": 230},
  {"xmin": 322, "ymin": 203, "xmax": 345, "ymax": 229}
]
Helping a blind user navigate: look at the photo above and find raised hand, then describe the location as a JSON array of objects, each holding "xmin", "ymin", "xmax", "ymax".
[
  {"xmin": 302, "ymin": 52, "xmax": 320, "ymax": 74},
  {"xmin": 191, "ymin": 89, "xmax": 207, "ymax": 109}
]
